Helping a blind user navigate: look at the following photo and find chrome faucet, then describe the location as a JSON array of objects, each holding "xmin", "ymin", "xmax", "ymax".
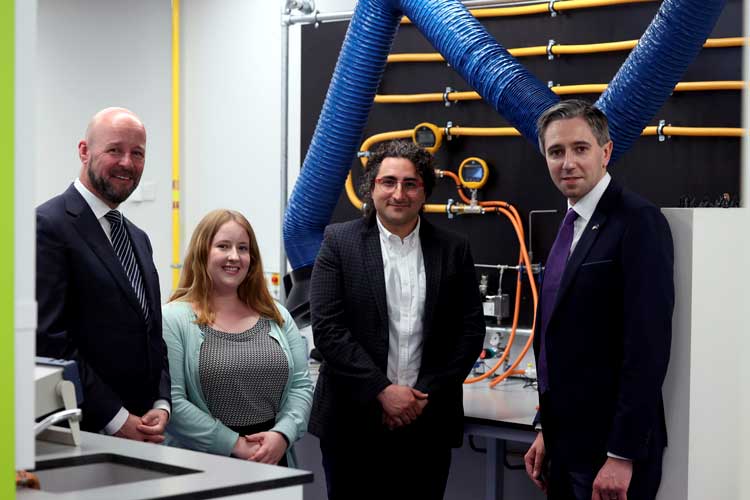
[{"xmin": 35, "ymin": 408, "xmax": 82, "ymax": 436}]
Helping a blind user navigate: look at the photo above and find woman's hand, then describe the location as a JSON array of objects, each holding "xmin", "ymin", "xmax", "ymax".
[
  {"xmin": 231, "ymin": 436, "xmax": 261, "ymax": 459},
  {"xmin": 245, "ymin": 431, "xmax": 288, "ymax": 464}
]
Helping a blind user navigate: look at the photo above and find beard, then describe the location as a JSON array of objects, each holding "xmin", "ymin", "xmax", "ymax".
[{"xmin": 87, "ymin": 160, "xmax": 140, "ymax": 205}]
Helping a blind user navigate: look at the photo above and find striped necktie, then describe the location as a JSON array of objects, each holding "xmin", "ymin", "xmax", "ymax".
[{"xmin": 104, "ymin": 210, "xmax": 150, "ymax": 321}]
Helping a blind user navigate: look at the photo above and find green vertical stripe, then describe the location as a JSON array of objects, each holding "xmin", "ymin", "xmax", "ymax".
[{"xmin": 0, "ymin": 0, "xmax": 14, "ymax": 498}]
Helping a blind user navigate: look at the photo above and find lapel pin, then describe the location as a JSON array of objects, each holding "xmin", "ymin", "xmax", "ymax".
[{"xmin": 591, "ymin": 224, "xmax": 600, "ymax": 231}]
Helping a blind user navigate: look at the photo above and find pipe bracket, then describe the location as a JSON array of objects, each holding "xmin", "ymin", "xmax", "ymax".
[
  {"xmin": 445, "ymin": 120, "xmax": 454, "ymax": 141},
  {"xmin": 548, "ymin": 0, "xmax": 558, "ymax": 17},
  {"xmin": 443, "ymin": 86, "xmax": 455, "ymax": 107},
  {"xmin": 657, "ymin": 119, "xmax": 668, "ymax": 142},
  {"xmin": 546, "ymin": 39, "xmax": 556, "ymax": 60}
]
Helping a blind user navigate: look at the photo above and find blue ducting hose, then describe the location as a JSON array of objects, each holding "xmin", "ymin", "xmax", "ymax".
[
  {"xmin": 284, "ymin": 0, "xmax": 557, "ymax": 272},
  {"xmin": 596, "ymin": 0, "xmax": 728, "ymax": 162},
  {"xmin": 283, "ymin": 0, "xmax": 728, "ymax": 319},
  {"xmin": 283, "ymin": 0, "xmax": 402, "ymax": 272},
  {"xmin": 402, "ymin": 0, "xmax": 558, "ymax": 143}
]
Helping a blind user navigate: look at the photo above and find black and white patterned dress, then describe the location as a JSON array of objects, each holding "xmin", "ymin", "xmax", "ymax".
[{"xmin": 198, "ymin": 318, "xmax": 289, "ymax": 429}]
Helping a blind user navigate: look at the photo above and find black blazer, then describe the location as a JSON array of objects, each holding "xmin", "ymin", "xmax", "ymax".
[
  {"xmin": 36, "ymin": 184, "xmax": 170, "ymax": 432},
  {"xmin": 309, "ymin": 217, "xmax": 485, "ymax": 447},
  {"xmin": 534, "ymin": 180, "xmax": 674, "ymax": 467}
]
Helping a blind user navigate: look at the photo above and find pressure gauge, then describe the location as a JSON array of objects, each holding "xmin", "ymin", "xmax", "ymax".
[
  {"xmin": 458, "ymin": 157, "xmax": 489, "ymax": 190},
  {"xmin": 412, "ymin": 122, "xmax": 443, "ymax": 154}
]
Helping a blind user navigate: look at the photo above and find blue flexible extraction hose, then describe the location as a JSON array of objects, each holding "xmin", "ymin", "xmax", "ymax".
[
  {"xmin": 283, "ymin": 0, "xmax": 727, "ymax": 317},
  {"xmin": 596, "ymin": 0, "xmax": 728, "ymax": 161},
  {"xmin": 284, "ymin": 0, "xmax": 557, "ymax": 271}
]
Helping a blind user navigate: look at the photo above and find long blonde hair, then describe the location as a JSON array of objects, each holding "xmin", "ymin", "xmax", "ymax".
[{"xmin": 170, "ymin": 209, "xmax": 283, "ymax": 326}]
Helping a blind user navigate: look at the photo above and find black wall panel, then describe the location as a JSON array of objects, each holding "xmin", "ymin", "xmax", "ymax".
[{"xmin": 300, "ymin": 0, "xmax": 742, "ymax": 326}]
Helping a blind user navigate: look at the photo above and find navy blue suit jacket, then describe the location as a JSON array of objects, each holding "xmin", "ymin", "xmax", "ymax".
[
  {"xmin": 309, "ymin": 216, "xmax": 485, "ymax": 447},
  {"xmin": 36, "ymin": 184, "xmax": 170, "ymax": 432},
  {"xmin": 534, "ymin": 179, "xmax": 674, "ymax": 469}
]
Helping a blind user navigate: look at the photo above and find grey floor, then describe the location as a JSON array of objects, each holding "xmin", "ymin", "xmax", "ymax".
[{"xmin": 294, "ymin": 432, "xmax": 545, "ymax": 500}]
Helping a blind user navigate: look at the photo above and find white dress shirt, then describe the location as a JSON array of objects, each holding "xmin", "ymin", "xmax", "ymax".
[
  {"xmin": 73, "ymin": 179, "xmax": 170, "ymax": 434},
  {"xmin": 568, "ymin": 172, "xmax": 611, "ymax": 253},
  {"xmin": 376, "ymin": 216, "xmax": 426, "ymax": 387}
]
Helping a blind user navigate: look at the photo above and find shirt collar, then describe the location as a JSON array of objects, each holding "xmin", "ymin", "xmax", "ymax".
[
  {"xmin": 74, "ymin": 178, "xmax": 118, "ymax": 220},
  {"xmin": 376, "ymin": 215, "xmax": 421, "ymax": 246},
  {"xmin": 568, "ymin": 172, "xmax": 611, "ymax": 222}
]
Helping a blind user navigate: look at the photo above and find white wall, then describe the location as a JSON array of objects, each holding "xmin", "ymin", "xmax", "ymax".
[
  {"xmin": 181, "ymin": 0, "xmax": 358, "ymax": 282},
  {"xmin": 33, "ymin": 0, "xmax": 359, "ymax": 313},
  {"xmin": 182, "ymin": 0, "xmax": 284, "ymax": 276},
  {"xmin": 36, "ymin": 0, "xmax": 173, "ymax": 300}
]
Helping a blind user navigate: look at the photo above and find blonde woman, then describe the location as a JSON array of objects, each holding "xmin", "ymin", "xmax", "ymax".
[{"xmin": 163, "ymin": 209, "xmax": 312, "ymax": 466}]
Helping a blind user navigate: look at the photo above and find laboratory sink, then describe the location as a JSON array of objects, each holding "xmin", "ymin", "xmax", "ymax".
[{"xmin": 31, "ymin": 453, "xmax": 200, "ymax": 493}]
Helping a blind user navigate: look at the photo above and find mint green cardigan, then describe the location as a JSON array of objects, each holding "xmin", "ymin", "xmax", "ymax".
[{"xmin": 162, "ymin": 300, "xmax": 313, "ymax": 466}]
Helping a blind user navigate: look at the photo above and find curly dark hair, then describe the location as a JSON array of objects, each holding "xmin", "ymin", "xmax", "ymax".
[{"xmin": 358, "ymin": 140, "xmax": 436, "ymax": 219}]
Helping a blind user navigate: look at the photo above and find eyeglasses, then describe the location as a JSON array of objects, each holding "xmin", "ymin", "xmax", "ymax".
[{"xmin": 374, "ymin": 177, "xmax": 424, "ymax": 193}]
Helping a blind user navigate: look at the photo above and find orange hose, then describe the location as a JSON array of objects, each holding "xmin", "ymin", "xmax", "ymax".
[
  {"xmin": 464, "ymin": 202, "xmax": 536, "ymax": 385},
  {"xmin": 438, "ymin": 170, "xmax": 473, "ymax": 204},
  {"xmin": 350, "ymin": 162, "xmax": 537, "ymax": 384},
  {"xmin": 487, "ymin": 206, "xmax": 539, "ymax": 387},
  {"xmin": 465, "ymin": 208, "xmax": 525, "ymax": 383}
]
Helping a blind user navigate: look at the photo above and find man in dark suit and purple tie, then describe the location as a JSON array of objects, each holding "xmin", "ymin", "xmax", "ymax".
[
  {"xmin": 36, "ymin": 107, "xmax": 170, "ymax": 442},
  {"xmin": 524, "ymin": 100, "xmax": 674, "ymax": 500}
]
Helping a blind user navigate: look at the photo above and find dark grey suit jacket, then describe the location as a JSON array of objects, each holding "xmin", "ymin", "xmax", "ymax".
[
  {"xmin": 36, "ymin": 184, "xmax": 170, "ymax": 432},
  {"xmin": 534, "ymin": 179, "xmax": 674, "ymax": 472},
  {"xmin": 309, "ymin": 216, "xmax": 484, "ymax": 447}
]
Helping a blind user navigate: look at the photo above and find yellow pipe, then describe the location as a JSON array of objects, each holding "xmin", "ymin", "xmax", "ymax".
[
  {"xmin": 450, "ymin": 126, "xmax": 522, "ymax": 137},
  {"xmin": 386, "ymin": 37, "xmax": 746, "ymax": 64},
  {"xmin": 704, "ymin": 37, "xmax": 747, "ymax": 48},
  {"xmin": 402, "ymin": 0, "xmax": 655, "ymax": 23},
  {"xmin": 359, "ymin": 129, "xmax": 412, "ymax": 166},
  {"xmin": 345, "ymin": 172, "xmax": 363, "ymax": 210},
  {"xmin": 374, "ymin": 81, "xmax": 745, "ymax": 104},
  {"xmin": 345, "ymin": 123, "xmax": 743, "ymax": 210},
  {"xmin": 642, "ymin": 126, "xmax": 745, "ymax": 137},
  {"xmin": 674, "ymin": 81, "xmax": 745, "ymax": 91},
  {"xmin": 171, "ymin": 0, "xmax": 182, "ymax": 290}
]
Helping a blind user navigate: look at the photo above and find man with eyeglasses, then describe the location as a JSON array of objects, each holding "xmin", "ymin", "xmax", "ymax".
[{"xmin": 309, "ymin": 140, "xmax": 484, "ymax": 499}]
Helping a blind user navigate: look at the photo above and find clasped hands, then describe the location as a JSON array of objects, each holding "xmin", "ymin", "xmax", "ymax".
[
  {"xmin": 377, "ymin": 384, "xmax": 428, "ymax": 430},
  {"xmin": 233, "ymin": 431, "xmax": 288, "ymax": 465},
  {"xmin": 115, "ymin": 409, "xmax": 169, "ymax": 443}
]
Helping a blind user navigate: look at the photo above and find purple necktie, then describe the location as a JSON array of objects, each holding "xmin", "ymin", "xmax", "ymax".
[{"xmin": 537, "ymin": 208, "xmax": 578, "ymax": 393}]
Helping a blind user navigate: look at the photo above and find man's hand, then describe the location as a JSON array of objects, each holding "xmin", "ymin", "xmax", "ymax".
[
  {"xmin": 524, "ymin": 432, "xmax": 547, "ymax": 494},
  {"xmin": 136, "ymin": 409, "xmax": 169, "ymax": 442},
  {"xmin": 246, "ymin": 431, "xmax": 288, "ymax": 465},
  {"xmin": 114, "ymin": 413, "xmax": 158, "ymax": 443},
  {"xmin": 377, "ymin": 385, "xmax": 428, "ymax": 428},
  {"xmin": 592, "ymin": 457, "xmax": 633, "ymax": 500}
]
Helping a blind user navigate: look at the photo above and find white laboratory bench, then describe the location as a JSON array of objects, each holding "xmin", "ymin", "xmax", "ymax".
[{"xmin": 18, "ymin": 431, "xmax": 313, "ymax": 499}]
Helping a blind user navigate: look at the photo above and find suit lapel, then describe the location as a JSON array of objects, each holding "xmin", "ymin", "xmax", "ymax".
[
  {"xmin": 361, "ymin": 221, "xmax": 389, "ymax": 332},
  {"xmin": 553, "ymin": 181, "xmax": 620, "ymax": 313},
  {"xmin": 420, "ymin": 220, "xmax": 441, "ymax": 338},
  {"xmin": 64, "ymin": 186, "xmax": 144, "ymax": 318}
]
